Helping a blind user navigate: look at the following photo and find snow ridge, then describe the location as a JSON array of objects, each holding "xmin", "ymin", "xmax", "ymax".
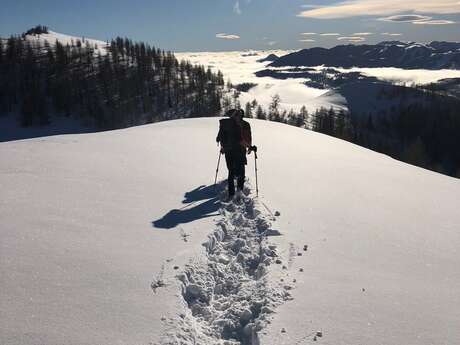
[{"xmin": 162, "ymin": 184, "xmax": 292, "ymax": 345}]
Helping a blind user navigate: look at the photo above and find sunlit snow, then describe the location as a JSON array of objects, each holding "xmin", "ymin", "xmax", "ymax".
[
  {"xmin": 2, "ymin": 119, "xmax": 459, "ymax": 345},
  {"xmin": 25, "ymin": 30, "xmax": 108, "ymax": 55}
]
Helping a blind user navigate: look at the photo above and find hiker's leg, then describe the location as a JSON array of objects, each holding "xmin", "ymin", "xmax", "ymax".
[
  {"xmin": 228, "ymin": 169, "xmax": 235, "ymax": 196},
  {"xmin": 225, "ymin": 153, "xmax": 236, "ymax": 196},
  {"xmin": 237, "ymin": 164, "xmax": 245, "ymax": 191}
]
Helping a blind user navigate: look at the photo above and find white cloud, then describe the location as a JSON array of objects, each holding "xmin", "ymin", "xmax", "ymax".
[
  {"xmin": 379, "ymin": 14, "xmax": 457, "ymax": 24},
  {"xmin": 262, "ymin": 38, "xmax": 276, "ymax": 46},
  {"xmin": 381, "ymin": 32, "xmax": 403, "ymax": 36},
  {"xmin": 297, "ymin": 0, "xmax": 460, "ymax": 19},
  {"xmin": 353, "ymin": 32, "xmax": 373, "ymax": 36},
  {"xmin": 320, "ymin": 33, "xmax": 341, "ymax": 36},
  {"xmin": 234, "ymin": 1, "xmax": 241, "ymax": 15},
  {"xmin": 412, "ymin": 19, "xmax": 456, "ymax": 24},
  {"xmin": 379, "ymin": 14, "xmax": 432, "ymax": 22},
  {"xmin": 301, "ymin": 4, "xmax": 323, "ymax": 8},
  {"xmin": 216, "ymin": 33, "xmax": 240, "ymax": 40},
  {"xmin": 301, "ymin": 32, "xmax": 317, "ymax": 35},
  {"xmin": 299, "ymin": 39, "xmax": 316, "ymax": 42},
  {"xmin": 338, "ymin": 36, "xmax": 366, "ymax": 42}
]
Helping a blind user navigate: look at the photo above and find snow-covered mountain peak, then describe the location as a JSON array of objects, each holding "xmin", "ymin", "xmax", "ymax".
[
  {"xmin": 377, "ymin": 40, "xmax": 407, "ymax": 46},
  {"xmin": 24, "ymin": 29, "xmax": 108, "ymax": 55}
]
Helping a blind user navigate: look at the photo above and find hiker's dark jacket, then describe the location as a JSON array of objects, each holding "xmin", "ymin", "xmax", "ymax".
[
  {"xmin": 216, "ymin": 119, "xmax": 252, "ymax": 166},
  {"xmin": 217, "ymin": 118, "xmax": 252, "ymax": 195},
  {"xmin": 216, "ymin": 118, "xmax": 252, "ymax": 150}
]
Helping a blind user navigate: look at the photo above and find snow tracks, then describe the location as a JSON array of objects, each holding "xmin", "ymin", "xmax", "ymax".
[{"xmin": 159, "ymin": 184, "xmax": 293, "ymax": 345}]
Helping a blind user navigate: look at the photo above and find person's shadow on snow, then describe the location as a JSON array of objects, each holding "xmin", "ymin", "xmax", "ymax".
[{"xmin": 152, "ymin": 184, "xmax": 224, "ymax": 230}]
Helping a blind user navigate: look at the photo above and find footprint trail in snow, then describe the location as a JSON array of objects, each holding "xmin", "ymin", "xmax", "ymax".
[{"xmin": 160, "ymin": 183, "xmax": 294, "ymax": 345}]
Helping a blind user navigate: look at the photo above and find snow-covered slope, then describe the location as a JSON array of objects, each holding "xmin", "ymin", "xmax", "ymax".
[
  {"xmin": 1, "ymin": 119, "xmax": 459, "ymax": 345},
  {"xmin": 0, "ymin": 113, "xmax": 90, "ymax": 142},
  {"xmin": 24, "ymin": 30, "xmax": 108, "ymax": 55}
]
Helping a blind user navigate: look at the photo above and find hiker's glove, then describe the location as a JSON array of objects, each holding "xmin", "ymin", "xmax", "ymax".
[{"xmin": 247, "ymin": 146, "xmax": 257, "ymax": 154}]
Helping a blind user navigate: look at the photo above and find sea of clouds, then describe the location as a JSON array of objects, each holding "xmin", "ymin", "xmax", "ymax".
[{"xmin": 175, "ymin": 50, "xmax": 460, "ymax": 113}]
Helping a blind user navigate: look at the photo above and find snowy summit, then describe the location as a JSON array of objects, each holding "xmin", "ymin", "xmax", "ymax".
[{"xmin": 23, "ymin": 27, "xmax": 108, "ymax": 55}]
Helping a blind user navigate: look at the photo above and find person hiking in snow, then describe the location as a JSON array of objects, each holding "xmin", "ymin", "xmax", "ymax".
[{"xmin": 216, "ymin": 109, "xmax": 254, "ymax": 199}]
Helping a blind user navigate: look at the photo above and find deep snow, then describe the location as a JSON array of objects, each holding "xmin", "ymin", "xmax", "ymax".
[{"xmin": 1, "ymin": 118, "xmax": 459, "ymax": 345}]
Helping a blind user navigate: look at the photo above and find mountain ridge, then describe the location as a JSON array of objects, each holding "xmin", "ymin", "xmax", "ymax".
[{"xmin": 270, "ymin": 41, "xmax": 460, "ymax": 69}]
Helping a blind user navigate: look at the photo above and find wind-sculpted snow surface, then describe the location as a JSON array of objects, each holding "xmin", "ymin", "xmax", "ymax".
[{"xmin": 160, "ymin": 184, "xmax": 292, "ymax": 345}]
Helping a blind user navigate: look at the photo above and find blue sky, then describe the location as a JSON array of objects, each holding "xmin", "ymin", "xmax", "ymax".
[{"xmin": 1, "ymin": 0, "xmax": 459, "ymax": 51}]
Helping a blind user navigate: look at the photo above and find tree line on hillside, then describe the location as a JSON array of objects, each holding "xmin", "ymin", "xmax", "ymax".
[
  {"xmin": 23, "ymin": 25, "xmax": 49, "ymax": 36},
  {"xmin": 311, "ymin": 95, "xmax": 460, "ymax": 178},
  {"xmin": 0, "ymin": 27, "xmax": 224, "ymax": 129},
  {"xmin": 1, "ymin": 27, "xmax": 458, "ymax": 178},
  {"xmin": 236, "ymin": 91, "xmax": 460, "ymax": 178}
]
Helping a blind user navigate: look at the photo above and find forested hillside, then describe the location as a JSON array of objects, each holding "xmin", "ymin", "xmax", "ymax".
[
  {"xmin": 0, "ymin": 26, "xmax": 224, "ymax": 130},
  {"xmin": 312, "ymin": 91, "xmax": 460, "ymax": 178},
  {"xmin": 1, "ymin": 27, "xmax": 459, "ymax": 178}
]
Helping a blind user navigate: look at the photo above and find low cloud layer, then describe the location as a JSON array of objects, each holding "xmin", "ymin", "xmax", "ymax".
[
  {"xmin": 175, "ymin": 51, "xmax": 460, "ymax": 113},
  {"xmin": 320, "ymin": 33, "xmax": 341, "ymax": 36},
  {"xmin": 297, "ymin": 0, "xmax": 460, "ymax": 19},
  {"xmin": 216, "ymin": 33, "xmax": 240, "ymax": 40},
  {"xmin": 338, "ymin": 36, "xmax": 366, "ymax": 42}
]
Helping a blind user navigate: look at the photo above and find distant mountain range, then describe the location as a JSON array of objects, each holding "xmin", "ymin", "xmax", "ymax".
[{"xmin": 270, "ymin": 41, "xmax": 460, "ymax": 69}]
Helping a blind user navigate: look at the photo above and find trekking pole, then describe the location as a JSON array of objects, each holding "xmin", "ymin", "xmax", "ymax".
[
  {"xmin": 214, "ymin": 150, "xmax": 222, "ymax": 185},
  {"xmin": 253, "ymin": 147, "xmax": 259, "ymax": 197}
]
